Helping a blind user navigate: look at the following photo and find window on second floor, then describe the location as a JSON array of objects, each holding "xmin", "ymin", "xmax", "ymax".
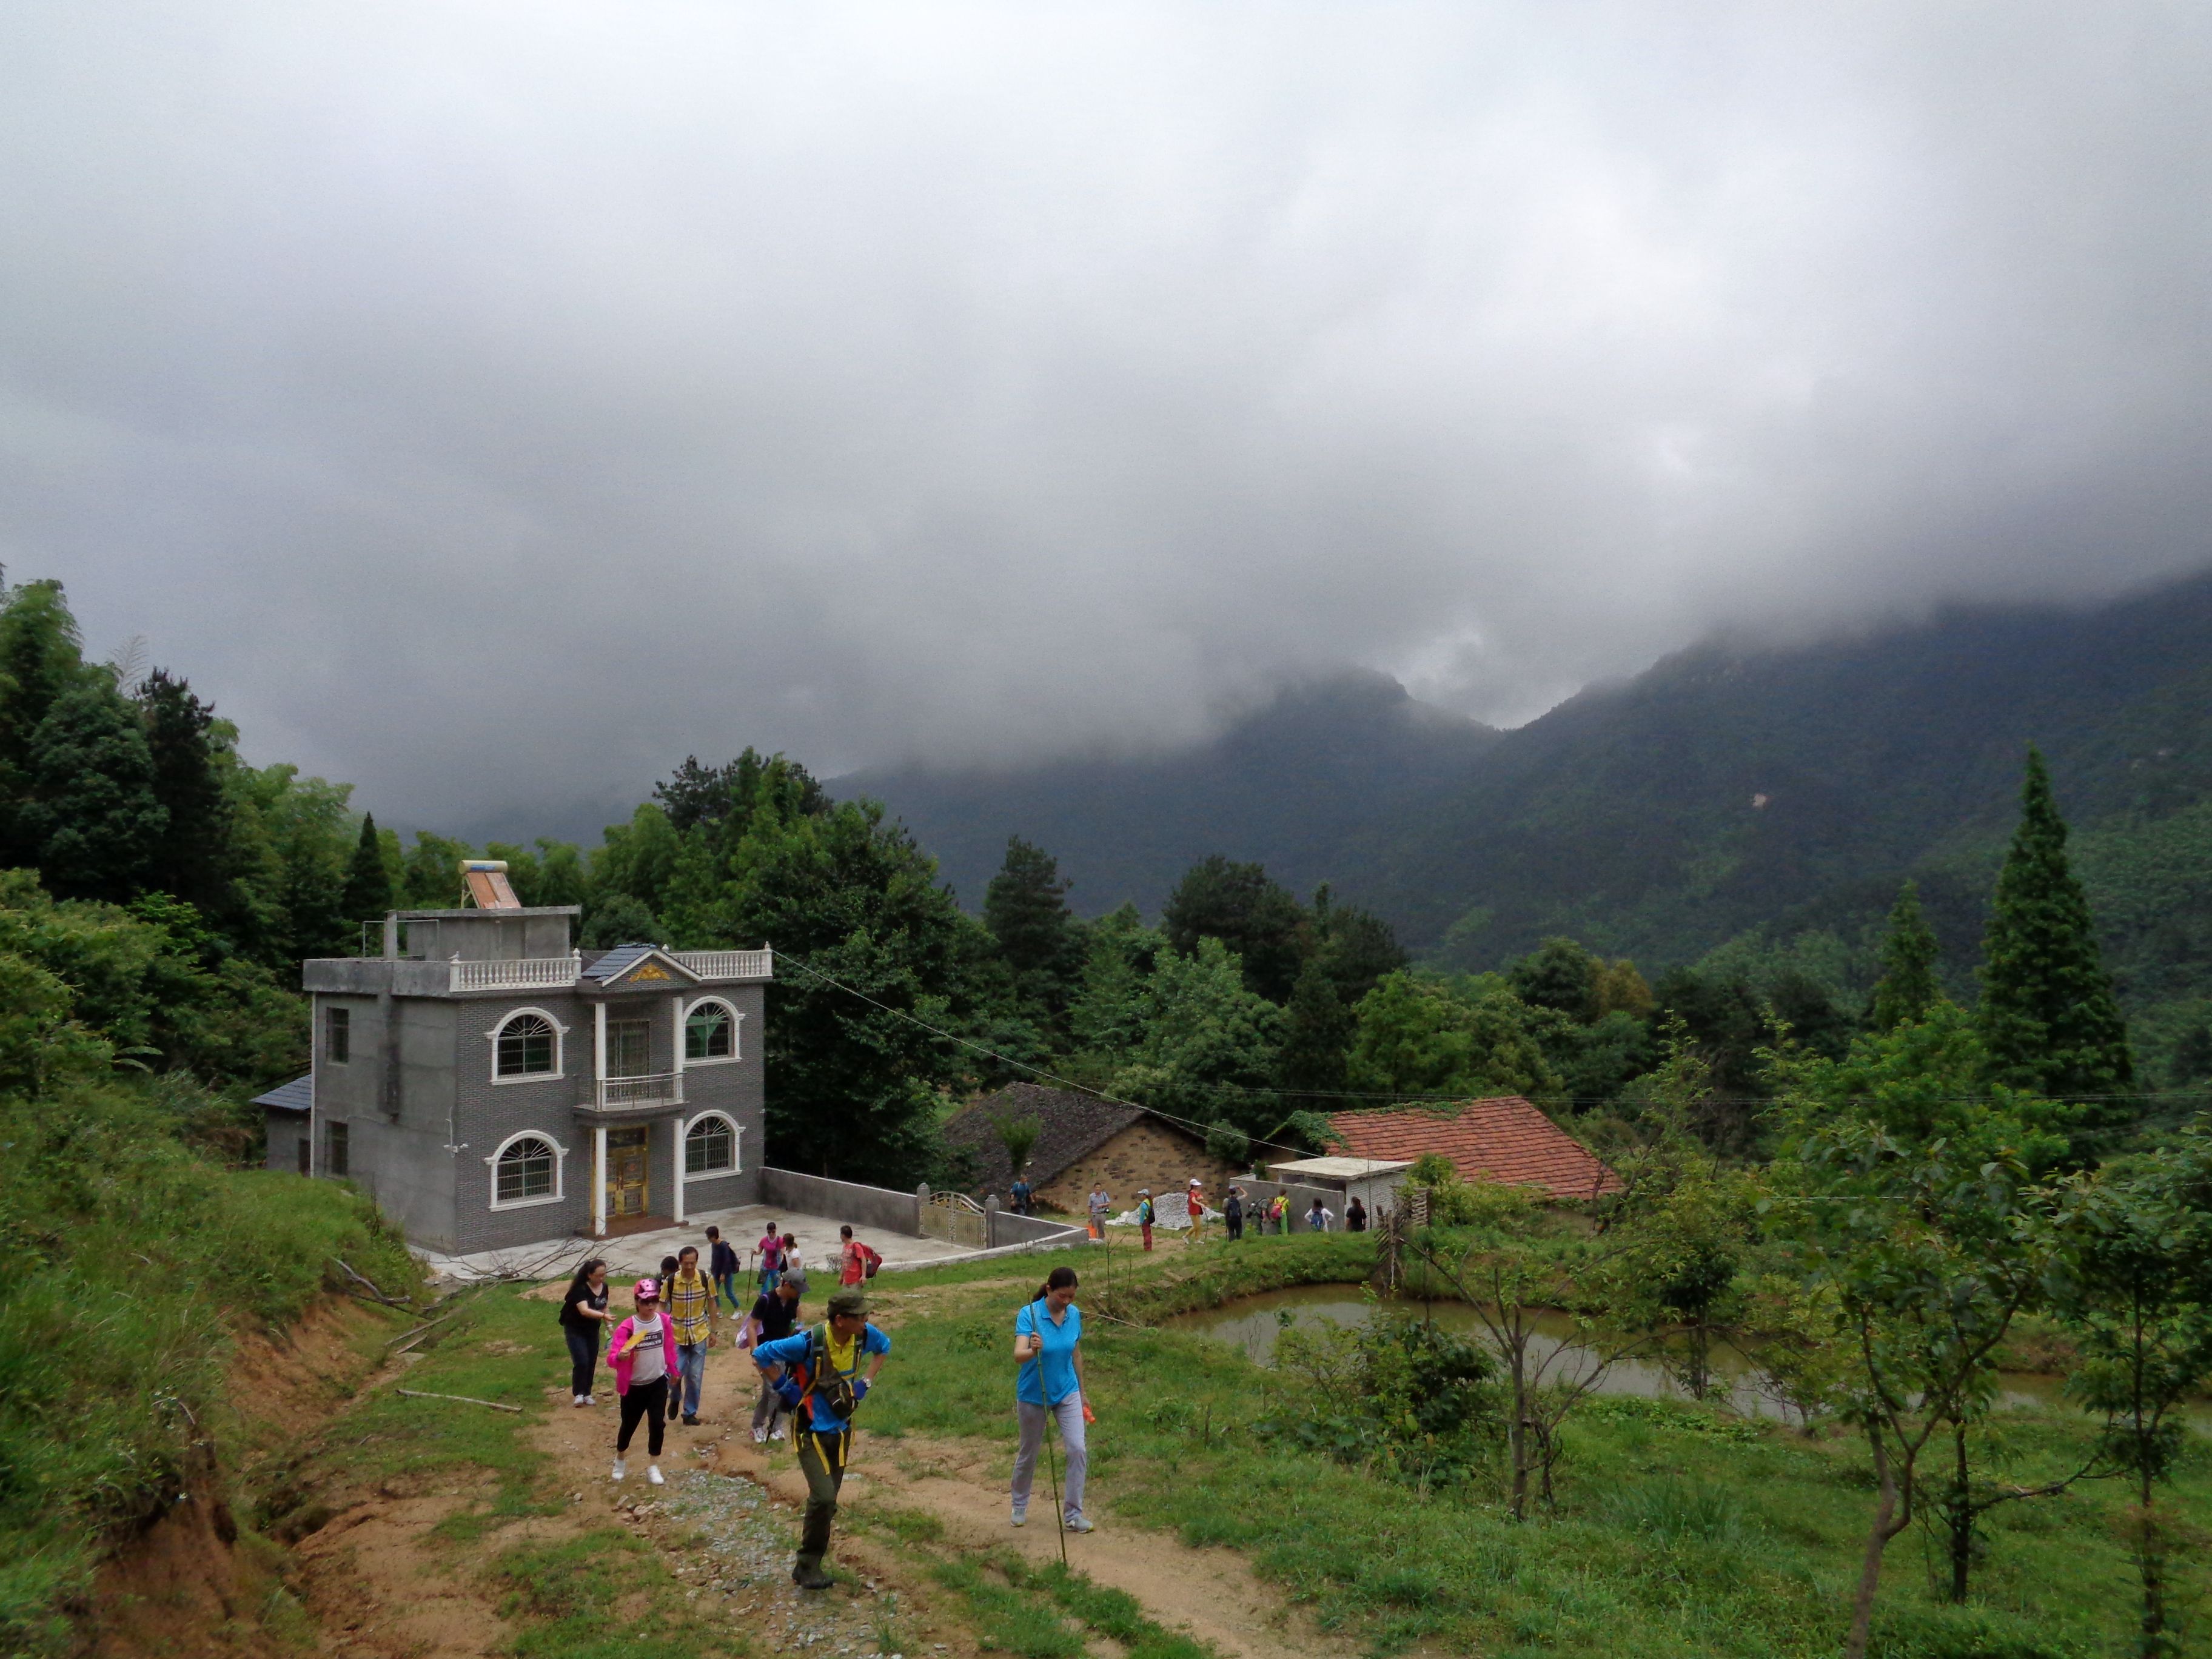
[
  {"xmin": 685, "ymin": 1002, "xmax": 736, "ymax": 1062},
  {"xmin": 495, "ymin": 1014, "xmax": 558, "ymax": 1078}
]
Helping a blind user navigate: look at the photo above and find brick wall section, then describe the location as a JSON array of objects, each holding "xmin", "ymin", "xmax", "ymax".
[{"xmin": 1033, "ymin": 1120, "xmax": 1243, "ymax": 1215}]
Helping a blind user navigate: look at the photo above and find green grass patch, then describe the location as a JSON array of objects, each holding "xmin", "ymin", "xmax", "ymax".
[
  {"xmin": 490, "ymin": 1527, "xmax": 733, "ymax": 1657},
  {"xmin": 0, "ymin": 1082, "xmax": 418, "ymax": 1656}
]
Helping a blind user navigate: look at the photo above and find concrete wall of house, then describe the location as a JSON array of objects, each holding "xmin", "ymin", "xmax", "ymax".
[
  {"xmin": 760, "ymin": 1169, "xmax": 923, "ymax": 1238},
  {"xmin": 264, "ymin": 1110, "xmax": 310, "ymax": 1173},
  {"xmin": 1033, "ymin": 1121, "xmax": 1242, "ymax": 1215},
  {"xmin": 402, "ymin": 911, "xmax": 572, "ymax": 961},
  {"xmin": 445, "ymin": 993, "xmax": 591, "ymax": 1253},
  {"xmin": 1219, "ymin": 1179, "xmax": 1355, "ymax": 1230},
  {"xmin": 674, "ymin": 988, "xmax": 762, "ymax": 1215}
]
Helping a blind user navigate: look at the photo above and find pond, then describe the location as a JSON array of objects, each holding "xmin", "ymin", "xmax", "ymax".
[{"xmin": 1167, "ymin": 1285, "xmax": 2100, "ymax": 1424}]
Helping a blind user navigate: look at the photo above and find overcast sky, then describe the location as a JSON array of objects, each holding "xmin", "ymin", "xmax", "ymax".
[{"xmin": 2, "ymin": 4, "xmax": 2208, "ymax": 835}]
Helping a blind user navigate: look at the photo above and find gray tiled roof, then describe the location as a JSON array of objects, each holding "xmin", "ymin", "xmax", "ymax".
[
  {"xmin": 942, "ymin": 1083, "xmax": 1201, "ymax": 1193},
  {"xmin": 580, "ymin": 943, "xmax": 657, "ymax": 982},
  {"xmin": 252, "ymin": 1074, "xmax": 313, "ymax": 1113}
]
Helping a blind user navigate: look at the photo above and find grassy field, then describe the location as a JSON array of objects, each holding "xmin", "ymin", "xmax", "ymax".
[{"xmin": 863, "ymin": 1230, "xmax": 2212, "ymax": 1659}]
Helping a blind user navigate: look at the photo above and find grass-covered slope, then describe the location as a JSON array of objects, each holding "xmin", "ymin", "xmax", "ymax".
[{"xmin": 0, "ymin": 1082, "xmax": 416, "ymax": 1655}]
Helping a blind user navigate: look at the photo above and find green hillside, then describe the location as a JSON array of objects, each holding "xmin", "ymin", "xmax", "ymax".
[{"xmin": 859, "ymin": 572, "xmax": 2212, "ymax": 1087}]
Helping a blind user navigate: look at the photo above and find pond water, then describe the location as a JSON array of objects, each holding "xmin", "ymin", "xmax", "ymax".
[{"xmin": 1168, "ymin": 1285, "xmax": 2098, "ymax": 1424}]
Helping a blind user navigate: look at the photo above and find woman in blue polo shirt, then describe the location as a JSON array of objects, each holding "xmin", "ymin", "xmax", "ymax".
[{"xmin": 1011, "ymin": 1265, "xmax": 1090, "ymax": 1532}]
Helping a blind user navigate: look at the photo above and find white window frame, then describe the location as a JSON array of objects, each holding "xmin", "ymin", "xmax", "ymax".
[
  {"xmin": 486, "ymin": 1006, "xmax": 569, "ymax": 1084},
  {"xmin": 484, "ymin": 1129, "xmax": 569, "ymax": 1210},
  {"xmin": 681, "ymin": 1111, "xmax": 743, "ymax": 1181},
  {"xmin": 681, "ymin": 996, "xmax": 743, "ymax": 1065}
]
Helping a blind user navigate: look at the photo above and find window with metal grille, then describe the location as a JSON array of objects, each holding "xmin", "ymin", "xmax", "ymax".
[
  {"xmin": 495, "ymin": 1013, "xmax": 557, "ymax": 1077},
  {"xmin": 685, "ymin": 1002, "xmax": 734, "ymax": 1061},
  {"xmin": 496, "ymin": 1136, "xmax": 557, "ymax": 1202},
  {"xmin": 685, "ymin": 1115, "xmax": 736, "ymax": 1175},
  {"xmin": 327, "ymin": 1005, "xmax": 350, "ymax": 1063}
]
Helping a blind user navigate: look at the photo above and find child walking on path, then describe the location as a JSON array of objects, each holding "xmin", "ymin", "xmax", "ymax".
[
  {"xmin": 1011, "ymin": 1265, "xmax": 1091, "ymax": 1532},
  {"xmin": 608, "ymin": 1278, "xmax": 675, "ymax": 1484}
]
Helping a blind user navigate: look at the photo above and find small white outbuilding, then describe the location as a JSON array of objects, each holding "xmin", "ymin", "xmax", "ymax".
[{"xmin": 1263, "ymin": 1155, "xmax": 1415, "ymax": 1221}]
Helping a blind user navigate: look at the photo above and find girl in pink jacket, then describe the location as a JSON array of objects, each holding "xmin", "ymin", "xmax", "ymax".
[{"xmin": 608, "ymin": 1279, "xmax": 677, "ymax": 1484}]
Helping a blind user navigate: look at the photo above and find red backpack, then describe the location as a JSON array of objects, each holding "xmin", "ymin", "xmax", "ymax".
[{"xmin": 862, "ymin": 1243, "xmax": 883, "ymax": 1279}]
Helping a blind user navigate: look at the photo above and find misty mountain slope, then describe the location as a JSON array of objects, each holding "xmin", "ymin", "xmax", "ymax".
[
  {"xmin": 851, "ymin": 572, "xmax": 2212, "ymax": 1011},
  {"xmin": 842, "ymin": 671, "xmax": 1498, "ymax": 912}
]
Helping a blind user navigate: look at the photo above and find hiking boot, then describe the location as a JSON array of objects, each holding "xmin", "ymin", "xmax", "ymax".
[
  {"xmin": 646, "ymin": 1465, "xmax": 665, "ymax": 1486},
  {"xmin": 1065, "ymin": 1514, "xmax": 1094, "ymax": 1533},
  {"xmin": 792, "ymin": 1560, "xmax": 834, "ymax": 1590},
  {"xmin": 683, "ymin": 1413, "xmax": 699, "ymax": 1426},
  {"xmin": 610, "ymin": 1458, "xmax": 626, "ymax": 1481}
]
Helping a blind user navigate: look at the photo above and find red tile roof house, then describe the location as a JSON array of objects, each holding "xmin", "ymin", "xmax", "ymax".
[{"xmin": 1329, "ymin": 1097, "xmax": 1623, "ymax": 1204}]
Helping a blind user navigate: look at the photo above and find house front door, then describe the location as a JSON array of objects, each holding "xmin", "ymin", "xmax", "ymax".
[{"xmin": 606, "ymin": 1126, "xmax": 649, "ymax": 1219}]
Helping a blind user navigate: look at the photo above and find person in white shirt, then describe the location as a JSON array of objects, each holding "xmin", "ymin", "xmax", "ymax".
[{"xmin": 1305, "ymin": 1198, "xmax": 1335, "ymax": 1232}]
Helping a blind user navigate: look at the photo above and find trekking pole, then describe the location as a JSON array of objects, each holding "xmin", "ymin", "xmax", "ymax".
[{"xmin": 1029, "ymin": 1348, "xmax": 1068, "ymax": 1567}]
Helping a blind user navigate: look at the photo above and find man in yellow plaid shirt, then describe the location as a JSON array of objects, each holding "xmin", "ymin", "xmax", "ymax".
[{"xmin": 666, "ymin": 1242, "xmax": 720, "ymax": 1425}]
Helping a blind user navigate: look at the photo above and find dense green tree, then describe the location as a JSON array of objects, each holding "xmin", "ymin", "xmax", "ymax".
[
  {"xmin": 1869, "ymin": 880, "xmax": 1941, "ymax": 1033},
  {"xmin": 398, "ymin": 829, "xmax": 474, "ymax": 910},
  {"xmin": 591, "ymin": 801, "xmax": 683, "ymax": 917},
  {"xmin": 1276, "ymin": 957, "xmax": 1354, "ymax": 1106},
  {"xmin": 0, "ymin": 578, "xmax": 92, "ymax": 868},
  {"xmin": 1114, "ymin": 937, "xmax": 1284, "ymax": 1138},
  {"xmin": 1510, "ymin": 936, "xmax": 1602, "ymax": 1023},
  {"xmin": 19, "ymin": 681, "xmax": 168, "ymax": 902},
  {"xmin": 1346, "ymin": 970, "xmax": 1561, "ymax": 1104},
  {"xmin": 1978, "ymin": 748, "xmax": 2134, "ymax": 1130},
  {"xmin": 248, "ymin": 765, "xmax": 358, "ymax": 962},
  {"xmin": 342, "ymin": 812, "xmax": 394, "ymax": 926},
  {"xmin": 1162, "ymin": 855, "xmax": 1307, "ymax": 1002},
  {"xmin": 983, "ymin": 836, "xmax": 1084, "ymax": 1017},
  {"xmin": 578, "ymin": 892, "xmax": 657, "ymax": 948},
  {"xmin": 660, "ymin": 762, "xmax": 985, "ymax": 1183},
  {"xmin": 138, "ymin": 669, "xmax": 252, "ymax": 933},
  {"xmin": 1308, "ymin": 883, "xmax": 1409, "ymax": 1006},
  {"xmin": 1068, "ymin": 905, "xmax": 1163, "ymax": 1062},
  {"xmin": 2046, "ymin": 1122, "xmax": 2212, "ymax": 1655}
]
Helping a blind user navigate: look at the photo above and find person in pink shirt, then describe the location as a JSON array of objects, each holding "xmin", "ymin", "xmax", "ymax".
[
  {"xmin": 1186, "ymin": 1179, "xmax": 1207, "ymax": 1244},
  {"xmin": 606, "ymin": 1278, "xmax": 676, "ymax": 1485}
]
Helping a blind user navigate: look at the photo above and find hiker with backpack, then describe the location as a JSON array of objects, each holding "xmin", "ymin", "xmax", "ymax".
[
  {"xmin": 837, "ymin": 1224, "xmax": 882, "ymax": 1286},
  {"xmin": 752, "ymin": 1288, "xmax": 891, "ymax": 1589},
  {"xmin": 707, "ymin": 1224, "xmax": 743, "ymax": 1313},
  {"xmin": 1134, "ymin": 1188, "xmax": 1155, "ymax": 1252},
  {"xmin": 608, "ymin": 1278, "xmax": 675, "ymax": 1485},
  {"xmin": 1011, "ymin": 1265, "xmax": 1092, "ymax": 1532}
]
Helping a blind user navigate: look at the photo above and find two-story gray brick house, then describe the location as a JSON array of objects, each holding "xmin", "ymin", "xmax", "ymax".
[{"xmin": 263, "ymin": 885, "xmax": 771, "ymax": 1255}]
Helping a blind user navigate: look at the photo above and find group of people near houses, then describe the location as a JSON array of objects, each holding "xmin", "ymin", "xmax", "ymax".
[
  {"xmin": 555, "ymin": 1216, "xmax": 1094, "ymax": 1592},
  {"xmin": 1104, "ymin": 1178, "xmax": 1369, "ymax": 1248}
]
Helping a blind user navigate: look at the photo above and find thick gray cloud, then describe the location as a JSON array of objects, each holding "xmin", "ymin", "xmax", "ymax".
[{"xmin": 2, "ymin": 3, "xmax": 2208, "ymax": 834}]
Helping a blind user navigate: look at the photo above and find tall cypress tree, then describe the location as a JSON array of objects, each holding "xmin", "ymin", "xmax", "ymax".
[
  {"xmin": 342, "ymin": 811, "xmax": 394, "ymax": 927},
  {"xmin": 1869, "ymin": 880, "xmax": 1942, "ymax": 1032},
  {"xmin": 140, "ymin": 668, "xmax": 249, "ymax": 930},
  {"xmin": 1977, "ymin": 748, "xmax": 2133, "ymax": 1121},
  {"xmin": 20, "ymin": 680, "xmax": 169, "ymax": 902}
]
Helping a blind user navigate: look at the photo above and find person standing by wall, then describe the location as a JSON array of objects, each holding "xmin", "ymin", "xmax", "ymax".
[
  {"xmin": 1011, "ymin": 1265, "xmax": 1091, "ymax": 1532},
  {"xmin": 708, "ymin": 1225, "xmax": 742, "ymax": 1313},
  {"xmin": 1224, "ymin": 1185, "xmax": 1245, "ymax": 1242},
  {"xmin": 668, "ymin": 1244, "xmax": 717, "ymax": 1426},
  {"xmin": 1346, "ymin": 1195, "xmax": 1368, "ymax": 1233},
  {"xmin": 1010, "ymin": 1170, "xmax": 1034, "ymax": 1216},
  {"xmin": 1135, "ymin": 1189, "xmax": 1155, "ymax": 1252},
  {"xmin": 1306, "ymin": 1196, "xmax": 1334, "ymax": 1232},
  {"xmin": 1268, "ymin": 1192, "xmax": 1287, "ymax": 1235},
  {"xmin": 558, "ymin": 1258, "xmax": 611, "ymax": 1406},
  {"xmin": 1186, "ymin": 1178, "xmax": 1206, "ymax": 1243},
  {"xmin": 1087, "ymin": 1184, "xmax": 1111, "ymax": 1241},
  {"xmin": 737, "ymin": 1269, "xmax": 806, "ymax": 1443},
  {"xmin": 608, "ymin": 1278, "xmax": 674, "ymax": 1484},
  {"xmin": 753, "ymin": 1289, "xmax": 891, "ymax": 1589}
]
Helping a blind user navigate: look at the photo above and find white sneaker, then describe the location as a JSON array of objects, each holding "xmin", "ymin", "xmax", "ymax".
[
  {"xmin": 646, "ymin": 1465, "xmax": 665, "ymax": 1486},
  {"xmin": 1010, "ymin": 1509, "xmax": 1027, "ymax": 1527},
  {"xmin": 1065, "ymin": 1514, "xmax": 1094, "ymax": 1533},
  {"xmin": 585, "ymin": 1394, "xmax": 597, "ymax": 1406},
  {"xmin": 611, "ymin": 1458, "xmax": 626, "ymax": 1481},
  {"xmin": 752, "ymin": 1427, "xmax": 769, "ymax": 1444},
  {"xmin": 573, "ymin": 1396, "xmax": 586, "ymax": 1408},
  {"xmin": 770, "ymin": 1427, "xmax": 786, "ymax": 1441}
]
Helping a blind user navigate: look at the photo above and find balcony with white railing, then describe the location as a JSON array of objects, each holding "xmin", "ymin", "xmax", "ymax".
[
  {"xmin": 670, "ymin": 949, "xmax": 774, "ymax": 981},
  {"xmin": 586, "ymin": 1071, "xmax": 686, "ymax": 1113},
  {"xmin": 448, "ymin": 956, "xmax": 583, "ymax": 993}
]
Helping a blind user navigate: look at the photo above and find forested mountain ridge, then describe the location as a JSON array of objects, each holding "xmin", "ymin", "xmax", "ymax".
[{"xmin": 854, "ymin": 572, "xmax": 2212, "ymax": 1030}]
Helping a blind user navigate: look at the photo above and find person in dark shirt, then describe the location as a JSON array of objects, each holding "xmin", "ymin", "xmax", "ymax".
[
  {"xmin": 1346, "ymin": 1196, "xmax": 1368, "ymax": 1233},
  {"xmin": 739, "ymin": 1270, "xmax": 807, "ymax": 1442},
  {"xmin": 557, "ymin": 1258, "xmax": 611, "ymax": 1406},
  {"xmin": 707, "ymin": 1225, "xmax": 742, "ymax": 1313}
]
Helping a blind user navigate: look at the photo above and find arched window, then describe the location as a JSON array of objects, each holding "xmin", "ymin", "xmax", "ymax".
[
  {"xmin": 492, "ymin": 1134, "xmax": 561, "ymax": 1205},
  {"xmin": 685, "ymin": 999, "xmax": 739, "ymax": 1062},
  {"xmin": 685, "ymin": 1113, "xmax": 739, "ymax": 1177},
  {"xmin": 492, "ymin": 1011, "xmax": 560, "ymax": 1079}
]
